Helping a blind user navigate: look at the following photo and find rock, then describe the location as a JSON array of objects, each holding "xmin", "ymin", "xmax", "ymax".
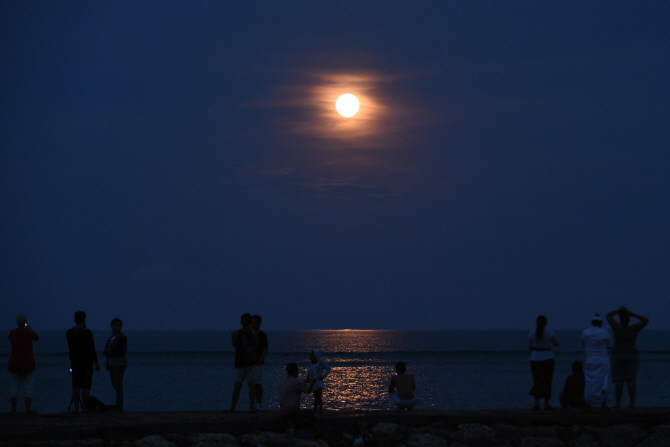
[
  {"xmin": 239, "ymin": 432, "xmax": 291, "ymax": 447},
  {"xmin": 191, "ymin": 433, "xmax": 238, "ymax": 443},
  {"xmin": 190, "ymin": 433, "xmax": 239, "ymax": 447},
  {"xmin": 134, "ymin": 436, "xmax": 178, "ymax": 447},
  {"xmin": 635, "ymin": 433, "xmax": 670, "ymax": 447},
  {"xmin": 372, "ymin": 423, "xmax": 401, "ymax": 437},
  {"xmin": 654, "ymin": 425, "xmax": 670, "ymax": 438},
  {"xmin": 595, "ymin": 424, "xmax": 647, "ymax": 447},
  {"xmin": 456, "ymin": 423, "xmax": 497, "ymax": 445},
  {"xmin": 520, "ymin": 438, "xmax": 565, "ymax": 447},
  {"xmin": 293, "ymin": 440, "xmax": 330, "ymax": 447},
  {"xmin": 493, "ymin": 424, "xmax": 559, "ymax": 445},
  {"xmin": 406, "ymin": 433, "xmax": 448, "ymax": 447},
  {"xmin": 567, "ymin": 433, "xmax": 599, "ymax": 447},
  {"xmin": 50, "ymin": 441, "xmax": 104, "ymax": 447}
]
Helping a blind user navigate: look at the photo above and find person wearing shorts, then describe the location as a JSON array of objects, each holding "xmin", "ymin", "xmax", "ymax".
[
  {"xmin": 8, "ymin": 313, "xmax": 39, "ymax": 415},
  {"xmin": 606, "ymin": 306, "xmax": 648, "ymax": 409}
]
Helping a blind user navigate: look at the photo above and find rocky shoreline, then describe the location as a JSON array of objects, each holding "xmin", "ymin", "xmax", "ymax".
[{"xmin": 1, "ymin": 408, "xmax": 669, "ymax": 447}]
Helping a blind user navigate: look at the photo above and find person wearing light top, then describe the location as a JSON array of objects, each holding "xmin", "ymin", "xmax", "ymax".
[
  {"xmin": 279, "ymin": 362, "xmax": 315, "ymax": 418},
  {"xmin": 307, "ymin": 349, "xmax": 332, "ymax": 415},
  {"xmin": 528, "ymin": 315, "xmax": 559, "ymax": 411},
  {"xmin": 581, "ymin": 313, "xmax": 612, "ymax": 409}
]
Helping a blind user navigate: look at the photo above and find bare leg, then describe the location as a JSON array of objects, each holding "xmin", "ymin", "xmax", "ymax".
[
  {"xmin": 626, "ymin": 380, "xmax": 636, "ymax": 408},
  {"xmin": 72, "ymin": 387, "xmax": 81, "ymax": 412},
  {"xmin": 255, "ymin": 383, "xmax": 263, "ymax": 406},
  {"xmin": 614, "ymin": 382, "xmax": 623, "ymax": 409},
  {"xmin": 230, "ymin": 382, "xmax": 243, "ymax": 411},
  {"xmin": 247, "ymin": 381, "xmax": 256, "ymax": 411},
  {"xmin": 82, "ymin": 389, "xmax": 90, "ymax": 412},
  {"xmin": 314, "ymin": 389, "xmax": 323, "ymax": 415}
]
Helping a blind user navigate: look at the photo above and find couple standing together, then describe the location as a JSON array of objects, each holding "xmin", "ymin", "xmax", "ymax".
[
  {"xmin": 229, "ymin": 313, "xmax": 268, "ymax": 412},
  {"xmin": 529, "ymin": 306, "xmax": 649, "ymax": 411}
]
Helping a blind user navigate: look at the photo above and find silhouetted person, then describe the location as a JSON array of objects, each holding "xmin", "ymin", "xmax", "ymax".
[
  {"xmin": 279, "ymin": 362, "xmax": 314, "ymax": 418},
  {"xmin": 388, "ymin": 361, "xmax": 417, "ymax": 410},
  {"xmin": 528, "ymin": 315, "xmax": 559, "ymax": 410},
  {"xmin": 66, "ymin": 311, "xmax": 100, "ymax": 412},
  {"xmin": 582, "ymin": 313, "xmax": 612, "ymax": 409},
  {"xmin": 606, "ymin": 306, "xmax": 649, "ymax": 409},
  {"xmin": 8, "ymin": 313, "xmax": 39, "ymax": 415},
  {"xmin": 251, "ymin": 314, "xmax": 268, "ymax": 410},
  {"xmin": 307, "ymin": 349, "xmax": 331, "ymax": 415},
  {"xmin": 229, "ymin": 313, "xmax": 257, "ymax": 412},
  {"xmin": 559, "ymin": 361, "xmax": 586, "ymax": 409},
  {"xmin": 103, "ymin": 318, "xmax": 127, "ymax": 412}
]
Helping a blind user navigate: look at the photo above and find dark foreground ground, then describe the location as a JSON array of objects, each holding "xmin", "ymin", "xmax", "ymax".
[{"xmin": 1, "ymin": 408, "xmax": 669, "ymax": 447}]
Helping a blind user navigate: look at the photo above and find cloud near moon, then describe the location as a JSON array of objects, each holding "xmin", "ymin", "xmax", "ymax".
[{"xmin": 267, "ymin": 70, "xmax": 429, "ymax": 149}]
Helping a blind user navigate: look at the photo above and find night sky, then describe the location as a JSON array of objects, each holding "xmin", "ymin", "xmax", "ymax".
[{"xmin": 2, "ymin": 2, "xmax": 669, "ymax": 331}]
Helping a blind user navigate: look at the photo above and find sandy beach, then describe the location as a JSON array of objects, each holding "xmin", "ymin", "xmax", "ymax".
[{"xmin": 2, "ymin": 408, "xmax": 669, "ymax": 446}]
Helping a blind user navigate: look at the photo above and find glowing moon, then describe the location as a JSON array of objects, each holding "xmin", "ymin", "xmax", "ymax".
[{"xmin": 335, "ymin": 93, "xmax": 360, "ymax": 117}]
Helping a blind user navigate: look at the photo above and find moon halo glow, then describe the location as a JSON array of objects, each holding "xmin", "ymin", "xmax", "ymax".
[{"xmin": 335, "ymin": 93, "xmax": 360, "ymax": 117}]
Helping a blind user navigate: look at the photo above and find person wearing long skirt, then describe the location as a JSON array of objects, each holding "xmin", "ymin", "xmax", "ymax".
[{"xmin": 528, "ymin": 315, "xmax": 559, "ymax": 410}]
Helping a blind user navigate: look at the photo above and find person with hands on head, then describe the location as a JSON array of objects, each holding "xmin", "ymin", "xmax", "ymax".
[{"xmin": 606, "ymin": 306, "xmax": 649, "ymax": 409}]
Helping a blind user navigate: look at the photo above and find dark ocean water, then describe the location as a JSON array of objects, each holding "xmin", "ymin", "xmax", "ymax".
[{"xmin": 3, "ymin": 330, "xmax": 669, "ymax": 414}]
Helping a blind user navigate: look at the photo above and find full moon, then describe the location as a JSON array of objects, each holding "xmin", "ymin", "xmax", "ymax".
[{"xmin": 335, "ymin": 93, "xmax": 360, "ymax": 117}]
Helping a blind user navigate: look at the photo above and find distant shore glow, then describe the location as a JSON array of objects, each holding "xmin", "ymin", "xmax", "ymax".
[{"xmin": 336, "ymin": 93, "xmax": 360, "ymax": 117}]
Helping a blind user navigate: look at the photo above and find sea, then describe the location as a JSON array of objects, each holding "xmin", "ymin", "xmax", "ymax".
[{"xmin": 2, "ymin": 330, "xmax": 669, "ymax": 414}]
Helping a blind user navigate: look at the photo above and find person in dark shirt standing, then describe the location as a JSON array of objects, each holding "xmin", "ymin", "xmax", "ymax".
[
  {"xmin": 103, "ymin": 318, "xmax": 127, "ymax": 412},
  {"xmin": 8, "ymin": 313, "xmax": 39, "ymax": 415},
  {"xmin": 251, "ymin": 314, "xmax": 268, "ymax": 410},
  {"xmin": 66, "ymin": 311, "xmax": 100, "ymax": 413},
  {"xmin": 228, "ymin": 313, "xmax": 257, "ymax": 412}
]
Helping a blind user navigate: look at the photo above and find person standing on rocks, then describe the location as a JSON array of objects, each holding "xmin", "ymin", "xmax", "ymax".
[
  {"xmin": 66, "ymin": 311, "xmax": 100, "ymax": 413},
  {"xmin": 606, "ymin": 306, "xmax": 649, "ymax": 409},
  {"xmin": 228, "ymin": 313, "xmax": 257, "ymax": 412},
  {"xmin": 581, "ymin": 313, "xmax": 612, "ymax": 409},
  {"xmin": 528, "ymin": 315, "xmax": 559, "ymax": 410},
  {"xmin": 307, "ymin": 349, "xmax": 332, "ymax": 415},
  {"xmin": 251, "ymin": 314, "xmax": 268, "ymax": 411},
  {"xmin": 8, "ymin": 313, "xmax": 39, "ymax": 416},
  {"xmin": 103, "ymin": 318, "xmax": 127, "ymax": 412}
]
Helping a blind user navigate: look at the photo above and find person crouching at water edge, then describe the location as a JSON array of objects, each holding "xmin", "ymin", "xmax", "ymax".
[
  {"xmin": 388, "ymin": 361, "xmax": 417, "ymax": 410},
  {"xmin": 528, "ymin": 315, "xmax": 559, "ymax": 411}
]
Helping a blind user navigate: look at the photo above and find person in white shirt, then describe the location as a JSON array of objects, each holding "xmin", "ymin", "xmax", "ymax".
[{"xmin": 581, "ymin": 313, "xmax": 612, "ymax": 409}]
